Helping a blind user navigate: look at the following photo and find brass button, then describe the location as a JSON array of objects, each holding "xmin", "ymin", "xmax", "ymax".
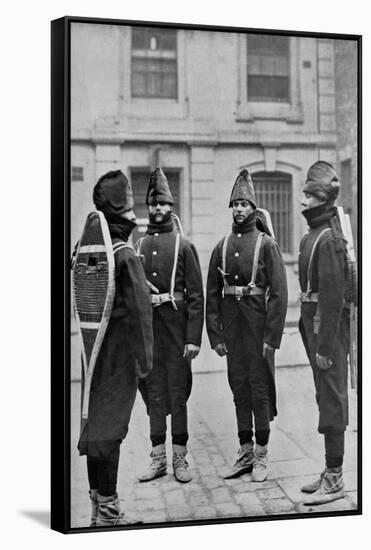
[
  {"xmin": 154, "ymin": 233, "xmax": 159, "ymax": 237},
  {"xmin": 153, "ymin": 272, "xmax": 157, "ymax": 277},
  {"xmin": 237, "ymin": 233, "xmax": 242, "ymax": 238},
  {"xmin": 235, "ymin": 275, "xmax": 239, "ymax": 280},
  {"xmin": 153, "ymin": 251, "xmax": 157, "ymax": 255},
  {"xmin": 235, "ymin": 252, "xmax": 240, "ymax": 257}
]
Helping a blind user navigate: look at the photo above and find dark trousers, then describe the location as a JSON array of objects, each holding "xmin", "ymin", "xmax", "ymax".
[
  {"xmin": 146, "ymin": 306, "xmax": 190, "ymax": 447},
  {"xmin": 224, "ymin": 309, "xmax": 271, "ymax": 442},
  {"xmin": 87, "ymin": 440, "xmax": 121, "ymax": 496},
  {"xmin": 299, "ymin": 306, "xmax": 349, "ymax": 433}
]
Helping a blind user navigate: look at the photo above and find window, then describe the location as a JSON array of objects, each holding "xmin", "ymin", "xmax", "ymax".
[
  {"xmin": 130, "ymin": 168, "xmax": 180, "ymax": 242},
  {"xmin": 247, "ymin": 35, "xmax": 290, "ymax": 102},
  {"xmin": 71, "ymin": 166, "xmax": 84, "ymax": 181},
  {"xmin": 253, "ymin": 171, "xmax": 292, "ymax": 253},
  {"xmin": 131, "ymin": 27, "xmax": 178, "ymax": 99}
]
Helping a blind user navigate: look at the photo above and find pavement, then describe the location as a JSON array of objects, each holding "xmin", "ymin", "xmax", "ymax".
[{"xmin": 70, "ymin": 360, "xmax": 358, "ymax": 528}]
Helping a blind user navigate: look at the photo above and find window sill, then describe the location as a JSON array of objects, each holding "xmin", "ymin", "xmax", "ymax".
[
  {"xmin": 235, "ymin": 101, "xmax": 303, "ymax": 124},
  {"xmin": 120, "ymin": 97, "xmax": 188, "ymax": 120}
]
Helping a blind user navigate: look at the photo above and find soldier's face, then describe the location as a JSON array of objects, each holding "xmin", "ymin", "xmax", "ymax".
[
  {"xmin": 121, "ymin": 209, "xmax": 136, "ymax": 221},
  {"xmin": 148, "ymin": 202, "xmax": 172, "ymax": 222},
  {"xmin": 232, "ymin": 200, "xmax": 254, "ymax": 224},
  {"xmin": 301, "ymin": 193, "xmax": 326, "ymax": 211}
]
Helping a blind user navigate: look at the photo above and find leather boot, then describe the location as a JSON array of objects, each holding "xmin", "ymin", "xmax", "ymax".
[
  {"xmin": 172, "ymin": 444, "xmax": 192, "ymax": 483},
  {"xmin": 252, "ymin": 443, "xmax": 269, "ymax": 482},
  {"xmin": 89, "ymin": 489, "xmax": 98, "ymax": 527},
  {"xmin": 138, "ymin": 444, "xmax": 167, "ymax": 482},
  {"xmin": 223, "ymin": 442, "xmax": 254, "ymax": 479},
  {"xmin": 96, "ymin": 493, "xmax": 142, "ymax": 526},
  {"xmin": 303, "ymin": 467, "xmax": 344, "ymax": 505},
  {"xmin": 301, "ymin": 470, "xmax": 325, "ymax": 494}
]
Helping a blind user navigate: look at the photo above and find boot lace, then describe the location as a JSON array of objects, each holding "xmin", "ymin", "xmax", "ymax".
[{"xmin": 173, "ymin": 453, "xmax": 189, "ymax": 470}]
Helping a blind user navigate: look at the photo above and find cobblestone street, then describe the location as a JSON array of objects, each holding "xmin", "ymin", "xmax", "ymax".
[{"xmin": 70, "ymin": 362, "xmax": 358, "ymax": 528}]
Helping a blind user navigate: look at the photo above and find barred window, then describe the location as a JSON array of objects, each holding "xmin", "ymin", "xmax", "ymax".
[
  {"xmin": 253, "ymin": 171, "xmax": 292, "ymax": 253},
  {"xmin": 131, "ymin": 28, "xmax": 178, "ymax": 99},
  {"xmin": 130, "ymin": 168, "xmax": 180, "ymax": 242},
  {"xmin": 247, "ymin": 35, "xmax": 290, "ymax": 102}
]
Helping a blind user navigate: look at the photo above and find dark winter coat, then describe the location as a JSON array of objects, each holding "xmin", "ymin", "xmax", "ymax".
[
  {"xmin": 78, "ymin": 236, "xmax": 153, "ymax": 458},
  {"xmin": 299, "ymin": 204, "xmax": 349, "ymax": 433},
  {"xmin": 206, "ymin": 212, "xmax": 288, "ymax": 420},
  {"xmin": 136, "ymin": 220, "xmax": 204, "ymax": 417}
]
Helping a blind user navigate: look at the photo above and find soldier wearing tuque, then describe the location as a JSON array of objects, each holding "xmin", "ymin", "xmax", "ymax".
[
  {"xmin": 78, "ymin": 170, "xmax": 153, "ymax": 527},
  {"xmin": 299, "ymin": 161, "xmax": 350, "ymax": 505},
  {"xmin": 137, "ymin": 168, "xmax": 204, "ymax": 483},
  {"xmin": 206, "ymin": 169, "xmax": 288, "ymax": 482}
]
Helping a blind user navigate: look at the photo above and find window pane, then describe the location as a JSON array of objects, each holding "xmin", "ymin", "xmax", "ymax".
[
  {"xmin": 247, "ymin": 34, "xmax": 290, "ymax": 102},
  {"xmin": 248, "ymin": 75, "xmax": 289, "ymax": 102},
  {"xmin": 131, "ymin": 28, "xmax": 177, "ymax": 99},
  {"xmin": 132, "ymin": 27, "xmax": 176, "ymax": 51}
]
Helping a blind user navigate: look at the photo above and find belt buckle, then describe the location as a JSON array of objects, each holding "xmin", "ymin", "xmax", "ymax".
[
  {"xmin": 235, "ymin": 286, "xmax": 243, "ymax": 297},
  {"xmin": 152, "ymin": 294, "xmax": 160, "ymax": 305}
]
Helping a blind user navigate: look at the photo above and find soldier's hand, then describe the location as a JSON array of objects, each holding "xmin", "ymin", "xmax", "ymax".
[
  {"xmin": 214, "ymin": 343, "xmax": 228, "ymax": 357},
  {"xmin": 183, "ymin": 344, "xmax": 200, "ymax": 361},
  {"xmin": 316, "ymin": 353, "xmax": 333, "ymax": 370},
  {"xmin": 263, "ymin": 343, "xmax": 275, "ymax": 362}
]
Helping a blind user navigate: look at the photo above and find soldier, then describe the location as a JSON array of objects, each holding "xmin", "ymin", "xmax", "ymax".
[
  {"xmin": 77, "ymin": 170, "xmax": 153, "ymax": 526},
  {"xmin": 298, "ymin": 161, "xmax": 350, "ymax": 505},
  {"xmin": 206, "ymin": 169, "xmax": 287, "ymax": 481},
  {"xmin": 137, "ymin": 168, "xmax": 204, "ymax": 483}
]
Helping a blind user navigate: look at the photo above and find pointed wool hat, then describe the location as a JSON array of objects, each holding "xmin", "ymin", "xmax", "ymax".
[
  {"xmin": 303, "ymin": 161, "xmax": 340, "ymax": 203},
  {"xmin": 93, "ymin": 170, "xmax": 134, "ymax": 215},
  {"xmin": 146, "ymin": 168, "xmax": 174, "ymax": 205},
  {"xmin": 229, "ymin": 169, "xmax": 256, "ymax": 208}
]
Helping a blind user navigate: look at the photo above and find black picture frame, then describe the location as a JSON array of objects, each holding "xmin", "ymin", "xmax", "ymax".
[{"xmin": 51, "ymin": 15, "xmax": 362, "ymax": 534}]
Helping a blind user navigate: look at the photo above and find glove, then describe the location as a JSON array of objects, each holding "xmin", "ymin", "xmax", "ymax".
[
  {"xmin": 214, "ymin": 343, "xmax": 228, "ymax": 357},
  {"xmin": 183, "ymin": 343, "xmax": 200, "ymax": 361}
]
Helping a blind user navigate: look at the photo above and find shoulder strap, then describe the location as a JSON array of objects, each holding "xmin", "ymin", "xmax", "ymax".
[
  {"xmin": 248, "ymin": 232, "xmax": 264, "ymax": 288},
  {"xmin": 306, "ymin": 228, "xmax": 331, "ymax": 293},
  {"xmin": 136, "ymin": 237, "xmax": 144, "ymax": 255},
  {"xmin": 222, "ymin": 233, "xmax": 231, "ymax": 276},
  {"xmin": 169, "ymin": 232, "xmax": 181, "ymax": 299},
  {"xmin": 112, "ymin": 241, "xmax": 134, "ymax": 255}
]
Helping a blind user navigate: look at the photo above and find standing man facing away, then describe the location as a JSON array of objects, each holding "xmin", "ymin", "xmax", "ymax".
[
  {"xmin": 206, "ymin": 169, "xmax": 287, "ymax": 482},
  {"xmin": 137, "ymin": 168, "xmax": 204, "ymax": 483},
  {"xmin": 77, "ymin": 170, "xmax": 153, "ymax": 526},
  {"xmin": 298, "ymin": 161, "xmax": 350, "ymax": 505}
]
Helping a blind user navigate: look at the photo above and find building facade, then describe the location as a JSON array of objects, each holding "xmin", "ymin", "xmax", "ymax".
[
  {"xmin": 71, "ymin": 23, "xmax": 345, "ymax": 308},
  {"xmin": 335, "ymin": 39, "xmax": 358, "ymax": 245}
]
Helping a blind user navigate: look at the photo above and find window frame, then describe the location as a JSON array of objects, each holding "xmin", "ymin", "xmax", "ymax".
[
  {"xmin": 131, "ymin": 27, "xmax": 178, "ymax": 100},
  {"xmin": 247, "ymin": 35, "xmax": 290, "ymax": 103},
  {"xmin": 118, "ymin": 26, "xmax": 187, "ymax": 119},
  {"xmin": 236, "ymin": 34, "xmax": 303, "ymax": 123}
]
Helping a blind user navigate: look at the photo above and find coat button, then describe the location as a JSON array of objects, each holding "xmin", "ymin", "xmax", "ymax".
[
  {"xmin": 235, "ymin": 252, "xmax": 240, "ymax": 257},
  {"xmin": 237, "ymin": 233, "xmax": 242, "ymax": 238},
  {"xmin": 154, "ymin": 233, "xmax": 159, "ymax": 237},
  {"xmin": 153, "ymin": 272, "xmax": 157, "ymax": 277},
  {"xmin": 152, "ymin": 251, "xmax": 157, "ymax": 255},
  {"xmin": 235, "ymin": 275, "xmax": 239, "ymax": 280}
]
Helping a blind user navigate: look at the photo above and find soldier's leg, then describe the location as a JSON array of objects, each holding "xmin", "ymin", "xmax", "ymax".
[
  {"xmin": 247, "ymin": 349, "xmax": 271, "ymax": 482},
  {"xmin": 166, "ymin": 333, "xmax": 191, "ymax": 482},
  {"xmin": 87, "ymin": 441, "xmax": 142, "ymax": 526},
  {"xmin": 302, "ymin": 324, "xmax": 348, "ymax": 504},
  {"xmin": 138, "ymin": 316, "xmax": 169, "ymax": 482},
  {"xmin": 223, "ymin": 323, "xmax": 255, "ymax": 479}
]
